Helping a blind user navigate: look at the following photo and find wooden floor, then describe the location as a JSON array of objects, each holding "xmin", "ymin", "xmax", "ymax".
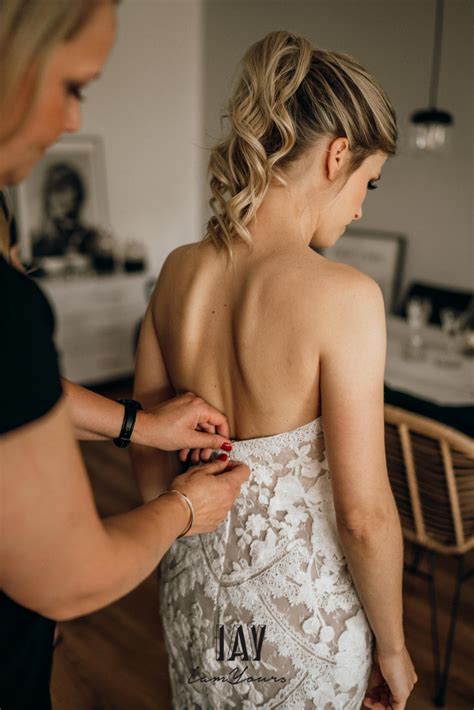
[{"xmin": 52, "ymin": 384, "xmax": 474, "ymax": 710}]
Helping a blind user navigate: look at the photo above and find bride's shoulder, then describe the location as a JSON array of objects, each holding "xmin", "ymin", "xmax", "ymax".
[
  {"xmin": 297, "ymin": 252, "xmax": 385, "ymax": 330},
  {"xmin": 161, "ymin": 242, "xmax": 198, "ymax": 269},
  {"xmin": 289, "ymin": 249, "xmax": 380, "ymax": 300},
  {"xmin": 318, "ymin": 256, "xmax": 381, "ymax": 297},
  {"xmin": 156, "ymin": 242, "xmax": 202, "ymax": 283}
]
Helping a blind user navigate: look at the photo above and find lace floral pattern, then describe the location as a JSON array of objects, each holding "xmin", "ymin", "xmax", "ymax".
[{"xmin": 160, "ymin": 418, "xmax": 373, "ymax": 708}]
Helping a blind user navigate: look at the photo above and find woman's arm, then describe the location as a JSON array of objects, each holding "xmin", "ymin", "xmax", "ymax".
[
  {"xmin": 61, "ymin": 378, "xmax": 124, "ymax": 441},
  {"xmin": 0, "ymin": 397, "xmax": 247, "ymax": 621},
  {"xmin": 320, "ymin": 268, "xmax": 405, "ymax": 655},
  {"xmin": 0, "ymin": 397, "xmax": 187, "ymax": 620},
  {"xmin": 61, "ymin": 373, "xmax": 232, "ymax": 451}
]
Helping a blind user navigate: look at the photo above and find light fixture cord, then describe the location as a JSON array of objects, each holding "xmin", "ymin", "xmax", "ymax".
[{"xmin": 429, "ymin": 0, "xmax": 444, "ymax": 108}]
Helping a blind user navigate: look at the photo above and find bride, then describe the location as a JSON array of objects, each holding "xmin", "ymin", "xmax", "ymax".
[{"xmin": 131, "ymin": 31, "xmax": 417, "ymax": 710}]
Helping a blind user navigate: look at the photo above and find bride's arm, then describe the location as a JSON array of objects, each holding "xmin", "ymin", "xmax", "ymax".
[
  {"xmin": 320, "ymin": 268, "xmax": 405, "ymax": 655},
  {"xmin": 130, "ymin": 301, "xmax": 179, "ymax": 502}
]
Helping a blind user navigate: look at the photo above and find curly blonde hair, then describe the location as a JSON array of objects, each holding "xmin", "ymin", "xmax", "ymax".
[{"xmin": 205, "ymin": 31, "xmax": 397, "ymax": 256}]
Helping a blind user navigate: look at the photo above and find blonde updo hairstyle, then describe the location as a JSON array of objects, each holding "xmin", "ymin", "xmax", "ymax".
[{"xmin": 205, "ymin": 31, "xmax": 397, "ymax": 256}]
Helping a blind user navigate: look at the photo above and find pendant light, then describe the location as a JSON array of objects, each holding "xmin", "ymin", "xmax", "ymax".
[{"xmin": 410, "ymin": 0, "xmax": 454, "ymax": 153}]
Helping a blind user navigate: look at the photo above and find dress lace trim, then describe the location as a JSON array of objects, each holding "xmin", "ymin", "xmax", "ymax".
[{"xmin": 231, "ymin": 417, "xmax": 323, "ymax": 457}]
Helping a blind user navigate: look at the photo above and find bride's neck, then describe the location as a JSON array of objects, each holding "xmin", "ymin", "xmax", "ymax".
[{"xmin": 247, "ymin": 181, "xmax": 324, "ymax": 253}]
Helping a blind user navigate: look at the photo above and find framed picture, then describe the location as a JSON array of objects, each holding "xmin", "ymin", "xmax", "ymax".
[
  {"xmin": 13, "ymin": 134, "xmax": 110, "ymax": 262},
  {"xmin": 319, "ymin": 228, "xmax": 406, "ymax": 313}
]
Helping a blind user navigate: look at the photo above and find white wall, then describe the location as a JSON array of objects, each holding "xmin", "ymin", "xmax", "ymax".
[
  {"xmin": 82, "ymin": 0, "xmax": 204, "ymax": 275},
  {"xmin": 201, "ymin": 0, "xmax": 473, "ymax": 298},
  {"xmin": 82, "ymin": 0, "xmax": 472, "ymax": 296}
]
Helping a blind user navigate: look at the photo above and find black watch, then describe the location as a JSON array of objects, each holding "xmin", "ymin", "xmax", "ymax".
[{"xmin": 113, "ymin": 399, "xmax": 143, "ymax": 448}]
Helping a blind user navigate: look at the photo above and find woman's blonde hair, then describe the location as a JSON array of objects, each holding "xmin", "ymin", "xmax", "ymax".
[
  {"xmin": 0, "ymin": 0, "xmax": 117, "ymax": 258},
  {"xmin": 205, "ymin": 31, "xmax": 397, "ymax": 256},
  {"xmin": 0, "ymin": 0, "xmax": 116, "ymax": 144}
]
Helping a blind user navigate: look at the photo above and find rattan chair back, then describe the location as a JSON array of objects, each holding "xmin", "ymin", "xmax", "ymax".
[{"xmin": 384, "ymin": 405, "xmax": 474, "ymax": 554}]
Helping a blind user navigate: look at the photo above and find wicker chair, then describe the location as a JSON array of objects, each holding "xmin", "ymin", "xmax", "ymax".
[{"xmin": 384, "ymin": 404, "xmax": 474, "ymax": 706}]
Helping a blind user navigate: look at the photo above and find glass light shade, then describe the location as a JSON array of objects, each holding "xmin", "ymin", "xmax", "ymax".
[{"xmin": 409, "ymin": 108, "xmax": 454, "ymax": 154}]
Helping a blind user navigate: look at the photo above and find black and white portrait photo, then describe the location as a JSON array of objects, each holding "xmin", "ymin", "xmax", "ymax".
[{"xmin": 14, "ymin": 134, "xmax": 109, "ymax": 262}]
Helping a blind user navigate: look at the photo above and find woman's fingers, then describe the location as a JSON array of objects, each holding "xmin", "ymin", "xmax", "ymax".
[
  {"xmin": 187, "ymin": 430, "xmax": 232, "ymax": 451},
  {"xmin": 195, "ymin": 423, "xmax": 217, "ymax": 461},
  {"xmin": 179, "ymin": 446, "xmax": 229, "ymax": 464},
  {"xmin": 192, "ymin": 457, "xmax": 231, "ymax": 475},
  {"xmin": 191, "ymin": 448, "xmax": 202, "ymax": 465},
  {"xmin": 197, "ymin": 422, "xmax": 215, "ymax": 435},
  {"xmin": 198, "ymin": 404, "xmax": 230, "ymax": 440},
  {"xmin": 200, "ymin": 448, "xmax": 214, "ymax": 461},
  {"xmin": 216, "ymin": 419, "xmax": 231, "ymax": 440},
  {"xmin": 179, "ymin": 448, "xmax": 190, "ymax": 462}
]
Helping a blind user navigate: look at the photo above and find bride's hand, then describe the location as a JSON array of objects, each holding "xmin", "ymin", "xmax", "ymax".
[{"xmin": 363, "ymin": 644, "xmax": 417, "ymax": 710}]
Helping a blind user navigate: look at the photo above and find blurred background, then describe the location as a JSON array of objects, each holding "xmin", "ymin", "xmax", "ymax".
[{"xmin": 10, "ymin": 0, "xmax": 472, "ymax": 708}]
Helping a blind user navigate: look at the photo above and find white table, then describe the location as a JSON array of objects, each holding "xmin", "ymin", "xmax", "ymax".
[
  {"xmin": 385, "ymin": 316, "xmax": 474, "ymax": 407},
  {"xmin": 41, "ymin": 272, "xmax": 150, "ymax": 384}
]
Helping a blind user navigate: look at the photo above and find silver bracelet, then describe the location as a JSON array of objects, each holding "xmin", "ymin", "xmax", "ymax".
[{"xmin": 158, "ymin": 489, "xmax": 195, "ymax": 538}]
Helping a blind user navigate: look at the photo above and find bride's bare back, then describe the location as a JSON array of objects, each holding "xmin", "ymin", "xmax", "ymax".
[{"xmin": 148, "ymin": 239, "xmax": 378, "ymax": 440}]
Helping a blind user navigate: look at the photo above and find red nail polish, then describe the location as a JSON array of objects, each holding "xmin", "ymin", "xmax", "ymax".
[
  {"xmin": 217, "ymin": 453, "xmax": 228, "ymax": 461},
  {"xmin": 221, "ymin": 442, "xmax": 232, "ymax": 452}
]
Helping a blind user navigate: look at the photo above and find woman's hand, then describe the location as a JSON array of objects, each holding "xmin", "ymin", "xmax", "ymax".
[
  {"xmin": 363, "ymin": 644, "xmax": 417, "ymax": 710},
  {"xmin": 178, "ymin": 422, "xmax": 228, "ymax": 466},
  {"xmin": 167, "ymin": 458, "xmax": 250, "ymax": 535},
  {"xmin": 135, "ymin": 392, "xmax": 233, "ymax": 454}
]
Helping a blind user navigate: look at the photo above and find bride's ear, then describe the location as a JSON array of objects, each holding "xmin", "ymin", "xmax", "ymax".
[{"xmin": 326, "ymin": 137, "xmax": 350, "ymax": 182}]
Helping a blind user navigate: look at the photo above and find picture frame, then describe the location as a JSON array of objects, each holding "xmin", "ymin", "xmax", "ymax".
[
  {"xmin": 13, "ymin": 134, "xmax": 110, "ymax": 262},
  {"xmin": 318, "ymin": 228, "xmax": 406, "ymax": 313}
]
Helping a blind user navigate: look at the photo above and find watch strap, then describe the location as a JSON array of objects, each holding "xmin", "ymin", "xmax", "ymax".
[{"xmin": 113, "ymin": 399, "xmax": 143, "ymax": 448}]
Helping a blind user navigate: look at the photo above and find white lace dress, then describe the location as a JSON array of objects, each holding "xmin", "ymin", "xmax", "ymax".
[{"xmin": 159, "ymin": 418, "xmax": 374, "ymax": 709}]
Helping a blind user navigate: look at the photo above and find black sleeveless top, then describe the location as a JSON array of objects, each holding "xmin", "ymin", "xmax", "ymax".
[{"xmin": 0, "ymin": 242, "xmax": 62, "ymax": 708}]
